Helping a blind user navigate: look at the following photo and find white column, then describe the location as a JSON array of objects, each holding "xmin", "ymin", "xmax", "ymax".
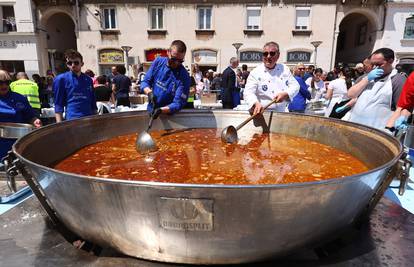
[
  {"xmin": 14, "ymin": 0, "xmax": 35, "ymax": 32},
  {"xmin": 24, "ymin": 60, "xmax": 41, "ymax": 79}
]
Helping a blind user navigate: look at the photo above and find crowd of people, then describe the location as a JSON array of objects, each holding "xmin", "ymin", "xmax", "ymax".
[{"xmin": 2, "ymin": 39, "xmax": 414, "ymax": 160}]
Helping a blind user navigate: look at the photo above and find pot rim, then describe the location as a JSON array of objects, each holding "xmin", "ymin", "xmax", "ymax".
[{"xmin": 12, "ymin": 110, "xmax": 404, "ymax": 189}]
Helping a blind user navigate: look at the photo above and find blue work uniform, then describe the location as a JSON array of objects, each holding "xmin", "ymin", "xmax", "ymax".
[
  {"xmin": 140, "ymin": 57, "xmax": 190, "ymax": 113},
  {"xmin": 53, "ymin": 71, "xmax": 97, "ymax": 120},
  {"xmin": 0, "ymin": 91, "xmax": 36, "ymax": 159},
  {"xmin": 288, "ymin": 75, "xmax": 311, "ymax": 112}
]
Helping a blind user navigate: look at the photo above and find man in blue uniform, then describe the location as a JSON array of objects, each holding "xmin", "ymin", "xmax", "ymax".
[
  {"xmin": 0, "ymin": 70, "xmax": 42, "ymax": 159},
  {"xmin": 53, "ymin": 49, "xmax": 97, "ymax": 122},
  {"xmin": 140, "ymin": 40, "xmax": 190, "ymax": 118}
]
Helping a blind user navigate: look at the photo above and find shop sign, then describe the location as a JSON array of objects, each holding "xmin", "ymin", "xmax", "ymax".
[
  {"xmin": 192, "ymin": 50, "xmax": 217, "ymax": 64},
  {"xmin": 145, "ymin": 49, "xmax": 168, "ymax": 61},
  {"xmin": 287, "ymin": 51, "xmax": 311, "ymax": 62},
  {"xmin": 99, "ymin": 49, "xmax": 124, "ymax": 64},
  {"xmin": 0, "ymin": 40, "xmax": 34, "ymax": 48},
  {"xmin": 240, "ymin": 51, "xmax": 262, "ymax": 62}
]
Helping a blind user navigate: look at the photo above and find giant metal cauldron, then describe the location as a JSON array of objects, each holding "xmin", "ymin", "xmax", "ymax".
[{"xmin": 11, "ymin": 110, "xmax": 403, "ymax": 264}]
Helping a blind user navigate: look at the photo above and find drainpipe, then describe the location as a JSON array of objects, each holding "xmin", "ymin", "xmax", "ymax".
[
  {"xmin": 75, "ymin": 0, "xmax": 80, "ymax": 38},
  {"xmin": 379, "ymin": 0, "xmax": 388, "ymax": 32},
  {"xmin": 329, "ymin": 3, "xmax": 339, "ymax": 70}
]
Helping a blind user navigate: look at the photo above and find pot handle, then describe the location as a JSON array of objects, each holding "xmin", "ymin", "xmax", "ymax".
[
  {"xmin": 396, "ymin": 154, "xmax": 411, "ymax": 196},
  {"xmin": 2, "ymin": 151, "xmax": 18, "ymax": 193},
  {"xmin": 3, "ymin": 151, "xmax": 83, "ymax": 243},
  {"xmin": 3, "ymin": 151, "xmax": 62, "ymax": 225}
]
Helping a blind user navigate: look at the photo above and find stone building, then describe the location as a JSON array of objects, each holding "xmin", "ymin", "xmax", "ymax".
[
  {"xmin": 9, "ymin": 0, "xmax": 413, "ymax": 76},
  {"xmin": 0, "ymin": 0, "xmax": 42, "ymax": 77}
]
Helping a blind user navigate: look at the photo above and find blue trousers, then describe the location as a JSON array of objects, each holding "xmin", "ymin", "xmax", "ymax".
[{"xmin": 232, "ymin": 91, "xmax": 241, "ymax": 108}]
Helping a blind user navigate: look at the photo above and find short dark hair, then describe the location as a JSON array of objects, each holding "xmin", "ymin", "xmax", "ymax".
[
  {"xmin": 372, "ymin": 48, "xmax": 395, "ymax": 61},
  {"xmin": 314, "ymin": 68, "xmax": 323, "ymax": 75},
  {"xmin": 64, "ymin": 49, "xmax": 83, "ymax": 62},
  {"xmin": 85, "ymin": 69, "xmax": 95, "ymax": 77},
  {"xmin": 116, "ymin": 65, "xmax": 126, "ymax": 75},
  {"xmin": 96, "ymin": 75, "xmax": 107, "ymax": 85},
  {"xmin": 242, "ymin": 64, "xmax": 248, "ymax": 71},
  {"xmin": 170, "ymin": 40, "xmax": 187, "ymax": 53}
]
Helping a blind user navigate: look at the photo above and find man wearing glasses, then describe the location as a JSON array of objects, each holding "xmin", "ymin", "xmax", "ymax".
[
  {"xmin": 244, "ymin": 42, "xmax": 299, "ymax": 115},
  {"xmin": 141, "ymin": 40, "xmax": 190, "ymax": 118},
  {"xmin": 53, "ymin": 49, "xmax": 97, "ymax": 122},
  {"xmin": 347, "ymin": 48, "xmax": 406, "ymax": 131}
]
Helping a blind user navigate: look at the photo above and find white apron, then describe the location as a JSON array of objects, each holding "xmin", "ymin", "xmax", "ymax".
[{"xmin": 348, "ymin": 69, "xmax": 396, "ymax": 131}]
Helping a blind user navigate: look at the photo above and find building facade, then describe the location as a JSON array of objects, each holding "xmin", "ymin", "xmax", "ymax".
[
  {"xmin": 382, "ymin": 0, "xmax": 414, "ymax": 74},
  {"xmin": 30, "ymin": 0, "xmax": 414, "ymax": 77},
  {"xmin": 0, "ymin": 0, "xmax": 42, "ymax": 77}
]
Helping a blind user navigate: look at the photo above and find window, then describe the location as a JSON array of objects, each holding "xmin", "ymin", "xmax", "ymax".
[
  {"xmin": 295, "ymin": 6, "xmax": 310, "ymax": 30},
  {"xmin": 246, "ymin": 6, "xmax": 261, "ymax": 30},
  {"xmin": 1, "ymin": 6, "xmax": 16, "ymax": 32},
  {"xmin": 197, "ymin": 6, "xmax": 212, "ymax": 30},
  {"xmin": 150, "ymin": 6, "xmax": 164, "ymax": 30},
  {"xmin": 102, "ymin": 7, "xmax": 117, "ymax": 29},
  {"xmin": 404, "ymin": 16, "xmax": 414, "ymax": 39},
  {"xmin": 356, "ymin": 22, "xmax": 367, "ymax": 46}
]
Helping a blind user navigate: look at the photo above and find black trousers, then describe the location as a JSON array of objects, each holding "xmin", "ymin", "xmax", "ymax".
[
  {"xmin": 329, "ymin": 99, "xmax": 352, "ymax": 119},
  {"xmin": 116, "ymin": 97, "xmax": 130, "ymax": 107}
]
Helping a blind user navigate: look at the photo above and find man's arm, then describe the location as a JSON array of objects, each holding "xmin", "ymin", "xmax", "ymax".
[
  {"xmin": 391, "ymin": 73, "xmax": 407, "ymax": 110},
  {"xmin": 53, "ymin": 76, "xmax": 66, "ymax": 123},
  {"xmin": 166, "ymin": 75, "xmax": 190, "ymax": 114},
  {"xmin": 244, "ymin": 72, "xmax": 261, "ymax": 115},
  {"xmin": 277, "ymin": 68, "xmax": 299, "ymax": 104},
  {"xmin": 89, "ymin": 79, "xmax": 97, "ymax": 114},
  {"xmin": 140, "ymin": 58, "xmax": 158, "ymax": 95}
]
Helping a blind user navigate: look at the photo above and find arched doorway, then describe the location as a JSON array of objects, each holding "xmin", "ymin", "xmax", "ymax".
[
  {"xmin": 45, "ymin": 13, "xmax": 77, "ymax": 74},
  {"xmin": 335, "ymin": 13, "xmax": 376, "ymax": 67}
]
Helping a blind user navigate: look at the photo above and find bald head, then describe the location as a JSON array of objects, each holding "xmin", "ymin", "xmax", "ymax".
[{"xmin": 16, "ymin": 72, "xmax": 28, "ymax": 80}]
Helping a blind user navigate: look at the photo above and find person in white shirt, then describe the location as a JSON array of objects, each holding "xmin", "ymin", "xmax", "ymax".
[
  {"xmin": 324, "ymin": 66, "xmax": 353, "ymax": 118},
  {"xmin": 305, "ymin": 68, "xmax": 326, "ymax": 100},
  {"xmin": 244, "ymin": 41, "xmax": 300, "ymax": 115}
]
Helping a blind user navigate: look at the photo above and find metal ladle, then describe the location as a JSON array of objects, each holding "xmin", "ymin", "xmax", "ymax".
[
  {"xmin": 221, "ymin": 98, "xmax": 278, "ymax": 144},
  {"xmin": 136, "ymin": 112, "xmax": 158, "ymax": 154}
]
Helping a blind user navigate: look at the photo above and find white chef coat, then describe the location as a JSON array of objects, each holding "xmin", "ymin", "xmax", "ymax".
[{"xmin": 244, "ymin": 63, "xmax": 299, "ymax": 112}]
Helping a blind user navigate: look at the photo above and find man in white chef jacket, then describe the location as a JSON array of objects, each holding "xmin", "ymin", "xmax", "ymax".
[{"xmin": 244, "ymin": 41, "xmax": 299, "ymax": 115}]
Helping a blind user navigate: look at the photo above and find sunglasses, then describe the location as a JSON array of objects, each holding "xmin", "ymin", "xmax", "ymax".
[
  {"xmin": 298, "ymin": 68, "xmax": 305, "ymax": 70},
  {"xmin": 0, "ymin": 80, "xmax": 11, "ymax": 85},
  {"xmin": 170, "ymin": 57, "xmax": 184, "ymax": 64},
  {"xmin": 262, "ymin": 51, "xmax": 278, "ymax": 57},
  {"xmin": 66, "ymin": 60, "xmax": 80, "ymax": 66}
]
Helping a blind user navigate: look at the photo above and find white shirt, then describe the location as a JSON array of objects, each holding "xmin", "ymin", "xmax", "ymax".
[
  {"xmin": 244, "ymin": 63, "xmax": 299, "ymax": 112},
  {"xmin": 327, "ymin": 78, "xmax": 348, "ymax": 100},
  {"xmin": 324, "ymin": 78, "xmax": 350, "ymax": 117},
  {"xmin": 305, "ymin": 77, "xmax": 325, "ymax": 100}
]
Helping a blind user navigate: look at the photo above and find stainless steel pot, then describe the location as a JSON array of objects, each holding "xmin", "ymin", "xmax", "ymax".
[
  {"xmin": 10, "ymin": 110, "xmax": 403, "ymax": 264},
  {"xmin": 0, "ymin": 122, "xmax": 33, "ymax": 139}
]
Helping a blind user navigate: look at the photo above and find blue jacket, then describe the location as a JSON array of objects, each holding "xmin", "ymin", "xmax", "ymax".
[
  {"xmin": 0, "ymin": 91, "xmax": 36, "ymax": 158},
  {"xmin": 0, "ymin": 91, "xmax": 35, "ymax": 123},
  {"xmin": 141, "ymin": 57, "xmax": 190, "ymax": 113},
  {"xmin": 288, "ymin": 75, "xmax": 311, "ymax": 112},
  {"xmin": 53, "ymin": 71, "xmax": 97, "ymax": 120}
]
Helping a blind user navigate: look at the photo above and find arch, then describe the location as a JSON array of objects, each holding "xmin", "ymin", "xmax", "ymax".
[
  {"xmin": 39, "ymin": 6, "xmax": 75, "ymax": 29},
  {"xmin": 334, "ymin": 10, "xmax": 378, "ymax": 66},
  {"xmin": 41, "ymin": 11, "xmax": 77, "ymax": 74},
  {"xmin": 336, "ymin": 8, "xmax": 380, "ymax": 33}
]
